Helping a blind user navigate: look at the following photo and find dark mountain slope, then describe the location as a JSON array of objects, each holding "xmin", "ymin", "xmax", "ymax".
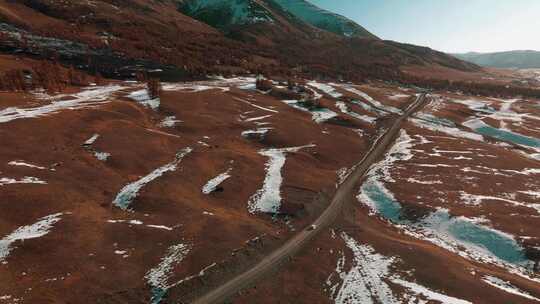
[
  {"xmin": 271, "ymin": 0, "xmax": 377, "ymax": 38},
  {"xmin": 0, "ymin": 0, "xmax": 479, "ymax": 81}
]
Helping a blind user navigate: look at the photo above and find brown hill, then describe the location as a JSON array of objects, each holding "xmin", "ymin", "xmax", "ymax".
[{"xmin": 0, "ymin": 0, "xmax": 479, "ymax": 81}]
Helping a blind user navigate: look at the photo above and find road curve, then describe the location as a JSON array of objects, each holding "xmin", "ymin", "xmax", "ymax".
[{"xmin": 191, "ymin": 93, "xmax": 429, "ymax": 304}]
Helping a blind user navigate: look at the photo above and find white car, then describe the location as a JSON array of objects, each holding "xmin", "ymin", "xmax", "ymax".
[{"xmin": 307, "ymin": 224, "xmax": 317, "ymax": 231}]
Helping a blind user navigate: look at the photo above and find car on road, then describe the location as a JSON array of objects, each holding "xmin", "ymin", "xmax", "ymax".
[{"xmin": 307, "ymin": 224, "xmax": 317, "ymax": 231}]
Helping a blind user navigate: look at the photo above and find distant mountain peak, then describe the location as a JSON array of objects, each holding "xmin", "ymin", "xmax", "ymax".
[{"xmin": 453, "ymin": 50, "xmax": 540, "ymax": 69}]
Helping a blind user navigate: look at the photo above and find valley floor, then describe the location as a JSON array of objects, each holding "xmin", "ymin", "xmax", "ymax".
[{"xmin": 0, "ymin": 75, "xmax": 539, "ymax": 304}]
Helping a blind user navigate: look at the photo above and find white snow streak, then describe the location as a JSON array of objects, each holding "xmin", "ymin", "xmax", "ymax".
[
  {"xmin": 112, "ymin": 148, "xmax": 192, "ymax": 210},
  {"xmin": 0, "ymin": 176, "xmax": 46, "ymax": 186},
  {"xmin": 483, "ymin": 275, "xmax": 540, "ymax": 301},
  {"xmin": 145, "ymin": 243, "xmax": 191, "ymax": 290},
  {"xmin": 244, "ymin": 115, "xmax": 272, "ymax": 122},
  {"xmin": 368, "ymin": 129, "xmax": 414, "ymax": 183},
  {"xmin": 331, "ymin": 233, "xmax": 399, "ymax": 304},
  {"xmin": 7, "ymin": 161, "xmax": 47, "ymax": 170},
  {"xmin": 162, "ymin": 76, "xmax": 255, "ymax": 93},
  {"xmin": 338, "ymin": 85, "xmax": 402, "ymax": 114},
  {"xmin": 107, "ymin": 219, "xmax": 173, "ymax": 231},
  {"xmin": 94, "ymin": 152, "xmax": 111, "ymax": 161},
  {"xmin": 0, "ymin": 85, "xmax": 125, "ymax": 123},
  {"xmin": 328, "ymin": 233, "xmax": 472, "ymax": 304},
  {"xmin": 234, "ymin": 97, "xmax": 278, "ymax": 113},
  {"xmin": 281, "ymin": 100, "xmax": 338, "ymax": 123},
  {"xmin": 248, "ymin": 145, "xmax": 314, "ymax": 213},
  {"xmin": 410, "ymin": 118, "xmax": 484, "ymax": 142},
  {"xmin": 159, "ymin": 116, "xmax": 182, "ymax": 128},
  {"xmin": 0, "ymin": 213, "xmax": 63, "ymax": 262},
  {"xmin": 127, "ymin": 89, "xmax": 160, "ymax": 110},
  {"xmin": 391, "ymin": 278, "xmax": 473, "ymax": 304},
  {"xmin": 335, "ymin": 101, "xmax": 376, "ymax": 124},
  {"xmin": 460, "ymin": 192, "xmax": 540, "ymax": 214},
  {"xmin": 202, "ymin": 166, "xmax": 233, "ymax": 194},
  {"xmin": 241, "ymin": 128, "xmax": 272, "ymax": 138},
  {"xmin": 84, "ymin": 134, "xmax": 100, "ymax": 146},
  {"xmin": 307, "ymin": 81, "xmax": 343, "ymax": 98}
]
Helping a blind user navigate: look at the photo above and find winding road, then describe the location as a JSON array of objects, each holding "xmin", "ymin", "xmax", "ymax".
[{"xmin": 192, "ymin": 93, "xmax": 429, "ymax": 304}]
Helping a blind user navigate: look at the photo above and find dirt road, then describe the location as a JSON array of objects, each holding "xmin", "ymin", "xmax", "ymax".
[{"xmin": 192, "ymin": 93, "xmax": 429, "ymax": 304}]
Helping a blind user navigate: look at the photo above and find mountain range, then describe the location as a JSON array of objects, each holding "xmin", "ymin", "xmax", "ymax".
[
  {"xmin": 453, "ymin": 50, "xmax": 540, "ymax": 69},
  {"xmin": 0, "ymin": 0, "xmax": 478, "ymax": 80}
]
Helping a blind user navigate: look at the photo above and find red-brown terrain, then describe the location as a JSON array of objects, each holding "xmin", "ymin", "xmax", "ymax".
[
  {"xmin": 1, "ymin": 1, "xmax": 540, "ymax": 304},
  {"xmin": 0, "ymin": 70, "xmax": 539, "ymax": 303},
  {"xmin": 0, "ymin": 0, "xmax": 479, "ymax": 81}
]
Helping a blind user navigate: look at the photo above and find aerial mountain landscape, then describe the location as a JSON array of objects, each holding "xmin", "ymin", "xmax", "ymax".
[{"xmin": 0, "ymin": 1, "xmax": 539, "ymax": 303}]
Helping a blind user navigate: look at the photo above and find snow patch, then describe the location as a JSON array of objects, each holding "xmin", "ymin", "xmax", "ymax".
[
  {"xmin": 244, "ymin": 114, "xmax": 272, "ymax": 122},
  {"xmin": 391, "ymin": 278, "xmax": 473, "ymax": 304},
  {"xmin": 159, "ymin": 116, "xmax": 182, "ymax": 128},
  {"xmin": 337, "ymin": 85, "xmax": 402, "ymax": 114},
  {"xmin": 241, "ymin": 128, "xmax": 273, "ymax": 138},
  {"xmin": 410, "ymin": 118, "xmax": 484, "ymax": 142},
  {"xmin": 281, "ymin": 100, "xmax": 338, "ymax": 123},
  {"xmin": 335, "ymin": 101, "xmax": 376, "ymax": 124},
  {"xmin": 328, "ymin": 233, "xmax": 472, "ymax": 304},
  {"xmin": 234, "ymin": 97, "xmax": 278, "ymax": 113},
  {"xmin": 368, "ymin": 129, "xmax": 414, "ymax": 183},
  {"xmin": 0, "ymin": 213, "xmax": 63, "ymax": 262},
  {"xmin": 127, "ymin": 89, "xmax": 160, "ymax": 110},
  {"xmin": 483, "ymin": 275, "xmax": 540, "ymax": 301},
  {"xmin": 248, "ymin": 145, "xmax": 315, "ymax": 213},
  {"xmin": 0, "ymin": 85, "xmax": 125, "ymax": 123},
  {"xmin": 83, "ymin": 134, "xmax": 100, "ymax": 146},
  {"xmin": 202, "ymin": 165, "xmax": 233, "ymax": 194},
  {"xmin": 0, "ymin": 176, "xmax": 46, "ymax": 186},
  {"xmin": 8, "ymin": 161, "xmax": 48, "ymax": 170},
  {"xmin": 163, "ymin": 77, "xmax": 256, "ymax": 93},
  {"xmin": 107, "ymin": 219, "xmax": 173, "ymax": 230},
  {"xmin": 145, "ymin": 243, "xmax": 191, "ymax": 304},
  {"xmin": 460, "ymin": 192, "xmax": 540, "ymax": 214},
  {"xmin": 388, "ymin": 93, "xmax": 410, "ymax": 100},
  {"xmin": 329, "ymin": 233, "xmax": 399, "ymax": 304},
  {"xmin": 406, "ymin": 178, "xmax": 443, "ymax": 185},
  {"xmin": 307, "ymin": 81, "xmax": 343, "ymax": 98},
  {"xmin": 112, "ymin": 148, "xmax": 192, "ymax": 210},
  {"xmin": 94, "ymin": 152, "xmax": 110, "ymax": 161}
]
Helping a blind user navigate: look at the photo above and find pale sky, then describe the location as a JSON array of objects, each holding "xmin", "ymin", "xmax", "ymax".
[{"xmin": 309, "ymin": 0, "xmax": 540, "ymax": 53}]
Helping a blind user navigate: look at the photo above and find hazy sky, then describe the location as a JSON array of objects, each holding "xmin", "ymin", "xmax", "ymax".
[{"xmin": 309, "ymin": 0, "xmax": 540, "ymax": 53}]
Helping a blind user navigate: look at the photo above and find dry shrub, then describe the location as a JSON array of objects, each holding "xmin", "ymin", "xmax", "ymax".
[
  {"xmin": 31, "ymin": 61, "xmax": 67, "ymax": 93},
  {"xmin": 0, "ymin": 61, "xmax": 90, "ymax": 93},
  {"xmin": 0, "ymin": 70, "xmax": 27, "ymax": 92},
  {"xmin": 136, "ymin": 71, "xmax": 161, "ymax": 99},
  {"xmin": 147, "ymin": 78, "xmax": 161, "ymax": 99},
  {"xmin": 256, "ymin": 78, "xmax": 272, "ymax": 91}
]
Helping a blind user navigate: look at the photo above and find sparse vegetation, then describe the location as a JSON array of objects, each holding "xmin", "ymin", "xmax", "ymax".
[
  {"xmin": 0, "ymin": 60, "xmax": 89, "ymax": 93},
  {"xmin": 136, "ymin": 71, "xmax": 161, "ymax": 99},
  {"xmin": 255, "ymin": 77, "xmax": 273, "ymax": 91},
  {"xmin": 147, "ymin": 78, "xmax": 161, "ymax": 99},
  {"xmin": 298, "ymin": 95, "xmax": 320, "ymax": 110}
]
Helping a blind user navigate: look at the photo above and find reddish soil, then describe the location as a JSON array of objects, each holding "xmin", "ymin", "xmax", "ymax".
[{"xmin": 1, "ymin": 73, "xmax": 539, "ymax": 304}]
